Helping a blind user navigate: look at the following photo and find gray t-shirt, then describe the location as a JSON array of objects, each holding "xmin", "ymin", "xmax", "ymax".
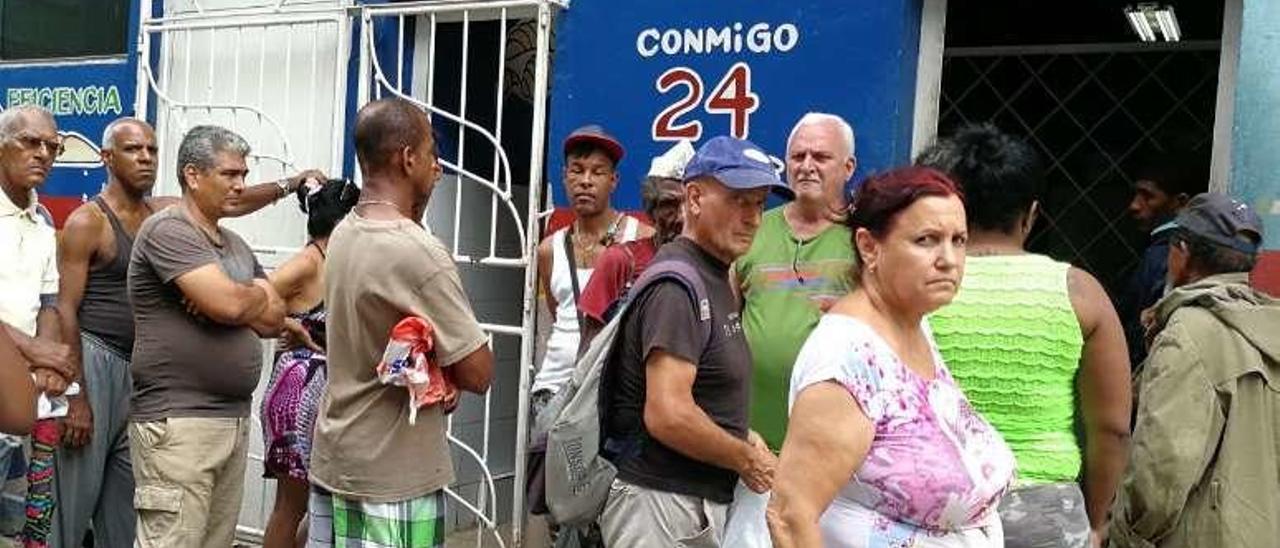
[{"xmin": 128, "ymin": 206, "xmax": 266, "ymax": 421}]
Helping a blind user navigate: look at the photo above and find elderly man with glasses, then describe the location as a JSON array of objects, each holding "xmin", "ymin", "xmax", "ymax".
[{"xmin": 0, "ymin": 105, "xmax": 76, "ymax": 546}]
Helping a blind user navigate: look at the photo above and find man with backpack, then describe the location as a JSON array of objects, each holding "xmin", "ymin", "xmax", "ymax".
[{"xmin": 595, "ymin": 136, "xmax": 793, "ymax": 547}]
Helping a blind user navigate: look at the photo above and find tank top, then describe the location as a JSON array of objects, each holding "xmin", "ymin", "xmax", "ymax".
[
  {"xmin": 929, "ymin": 254, "xmax": 1084, "ymax": 484},
  {"xmin": 79, "ymin": 196, "xmax": 144, "ymax": 355},
  {"xmin": 532, "ymin": 215, "xmax": 640, "ymax": 394}
]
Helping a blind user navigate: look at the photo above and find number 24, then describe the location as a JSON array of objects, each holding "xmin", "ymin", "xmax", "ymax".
[{"xmin": 652, "ymin": 62, "xmax": 759, "ymax": 142}]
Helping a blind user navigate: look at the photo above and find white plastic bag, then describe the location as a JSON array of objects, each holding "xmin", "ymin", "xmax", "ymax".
[{"xmin": 722, "ymin": 481, "xmax": 773, "ymax": 548}]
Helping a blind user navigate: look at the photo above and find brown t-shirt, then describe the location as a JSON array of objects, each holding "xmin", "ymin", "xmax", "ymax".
[
  {"xmin": 310, "ymin": 213, "xmax": 488, "ymax": 502},
  {"xmin": 128, "ymin": 206, "xmax": 267, "ymax": 421},
  {"xmin": 604, "ymin": 237, "xmax": 752, "ymax": 504}
]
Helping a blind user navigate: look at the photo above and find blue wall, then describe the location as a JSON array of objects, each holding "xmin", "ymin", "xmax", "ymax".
[
  {"xmin": 1231, "ymin": 0, "xmax": 1280, "ymax": 252},
  {"xmin": 0, "ymin": 1, "xmax": 143, "ymax": 223},
  {"xmin": 546, "ymin": 0, "xmax": 924, "ymax": 211}
]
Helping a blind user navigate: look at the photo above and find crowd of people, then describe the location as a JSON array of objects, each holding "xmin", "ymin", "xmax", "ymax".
[
  {"xmin": 525, "ymin": 114, "xmax": 1276, "ymax": 548},
  {"xmin": 0, "ymin": 101, "xmax": 493, "ymax": 548},
  {"xmin": 0, "ymin": 96, "xmax": 1274, "ymax": 548}
]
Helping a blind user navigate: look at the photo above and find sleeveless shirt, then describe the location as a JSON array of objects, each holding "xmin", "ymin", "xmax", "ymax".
[
  {"xmin": 79, "ymin": 196, "xmax": 142, "ymax": 355},
  {"xmin": 930, "ymin": 254, "xmax": 1085, "ymax": 483},
  {"xmin": 532, "ymin": 215, "xmax": 640, "ymax": 393}
]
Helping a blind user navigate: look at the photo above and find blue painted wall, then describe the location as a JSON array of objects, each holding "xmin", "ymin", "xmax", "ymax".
[
  {"xmin": 1231, "ymin": 0, "xmax": 1280, "ymax": 250},
  {"xmin": 0, "ymin": 1, "xmax": 143, "ymax": 224},
  {"xmin": 546, "ymin": 0, "xmax": 924, "ymax": 211},
  {"xmin": 1230, "ymin": 0, "xmax": 1280, "ymax": 293}
]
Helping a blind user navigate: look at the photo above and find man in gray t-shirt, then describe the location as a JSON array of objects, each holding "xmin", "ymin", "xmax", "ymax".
[{"xmin": 126, "ymin": 125, "xmax": 284, "ymax": 548}]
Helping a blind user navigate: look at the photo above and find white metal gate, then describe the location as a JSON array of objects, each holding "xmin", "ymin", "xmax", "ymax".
[{"xmin": 136, "ymin": 1, "xmax": 562, "ymax": 545}]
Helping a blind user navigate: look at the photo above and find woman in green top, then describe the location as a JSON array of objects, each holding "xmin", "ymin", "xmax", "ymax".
[{"xmin": 919, "ymin": 124, "xmax": 1132, "ymax": 548}]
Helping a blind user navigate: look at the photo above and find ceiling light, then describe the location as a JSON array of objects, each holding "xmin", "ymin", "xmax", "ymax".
[
  {"xmin": 1125, "ymin": 3, "xmax": 1181, "ymax": 43},
  {"xmin": 1155, "ymin": 8, "xmax": 1182, "ymax": 42}
]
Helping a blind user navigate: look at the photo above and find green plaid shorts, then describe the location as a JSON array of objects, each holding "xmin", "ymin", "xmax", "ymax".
[{"xmin": 308, "ymin": 486, "xmax": 445, "ymax": 547}]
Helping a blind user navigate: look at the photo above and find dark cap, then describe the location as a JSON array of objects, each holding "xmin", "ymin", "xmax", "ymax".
[
  {"xmin": 1173, "ymin": 192, "xmax": 1264, "ymax": 254},
  {"xmin": 683, "ymin": 136, "xmax": 794, "ymax": 200},
  {"xmin": 563, "ymin": 125, "xmax": 624, "ymax": 165}
]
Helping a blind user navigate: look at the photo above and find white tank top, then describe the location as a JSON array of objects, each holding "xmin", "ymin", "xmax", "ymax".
[{"xmin": 532, "ymin": 215, "xmax": 641, "ymax": 393}]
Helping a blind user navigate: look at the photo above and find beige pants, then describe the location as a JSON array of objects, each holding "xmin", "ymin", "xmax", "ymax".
[
  {"xmin": 599, "ymin": 479, "xmax": 729, "ymax": 548},
  {"xmin": 129, "ymin": 417, "xmax": 249, "ymax": 548}
]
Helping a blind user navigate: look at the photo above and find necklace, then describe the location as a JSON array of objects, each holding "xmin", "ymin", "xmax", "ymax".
[
  {"xmin": 571, "ymin": 212, "xmax": 623, "ymax": 266},
  {"xmin": 356, "ymin": 199, "xmax": 399, "ymax": 208},
  {"xmin": 967, "ymin": 245, "xmax": 1025, "ymax": 257}
]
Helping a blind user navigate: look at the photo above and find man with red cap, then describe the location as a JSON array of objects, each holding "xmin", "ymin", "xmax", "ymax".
[
  {"xmin": 526, "ymin": 126, "xmax": 651, "ymax": 541},
  {"xmin": 531, "ymin": 125, "xmax": 652, "ymax": 407}
]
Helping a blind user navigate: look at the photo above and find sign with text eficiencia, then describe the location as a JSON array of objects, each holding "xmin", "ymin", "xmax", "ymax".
[
  {"xmin": 547, "ymin": 1, "xmax": 924, "ymax": 212},
  {"xmin": 0, "ymin": 59, "xmax": 139, "ymax": 226}
]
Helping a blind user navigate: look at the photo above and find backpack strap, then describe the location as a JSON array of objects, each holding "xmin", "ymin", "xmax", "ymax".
[
  {"xmin": 627, "ymin": 259, "xmax": 713, "ymax": 347},
  {"xmin": 562, "ymin": 225, "xmax": 585, "ymax": 327},
  {"xmin": 620, "ymin": 241, "xmax": 638, "ymax": 293},
  {"xmin": 599, "ymin": 258, "xmax": 713, "ymax": 461}
]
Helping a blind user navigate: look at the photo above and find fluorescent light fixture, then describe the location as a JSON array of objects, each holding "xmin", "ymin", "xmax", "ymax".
[
  {"xmin": 1156, "ymin": 8, "xmax": 1182, "ymax": 42},
  {"xmin": 1126, "ymin": 7, "xmax": 1157, "ymax": 42},
  {"xmin": 1125, "ymin": 3, "xmax": 1181, "ymax": 43}
]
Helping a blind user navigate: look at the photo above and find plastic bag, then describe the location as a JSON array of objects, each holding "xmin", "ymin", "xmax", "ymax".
[
  {"xmin": 377, "ymin": 317, "xmax": 456, "ymax": 424},
  {"xmin": 722, "ymin": 481, "xmax": 773, "ymax": 548}
]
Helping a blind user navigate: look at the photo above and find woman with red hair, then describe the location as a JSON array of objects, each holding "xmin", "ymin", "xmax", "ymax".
[{"xmin": 768, "ymin": 167, "xmax": 1015, "ymax": 547}]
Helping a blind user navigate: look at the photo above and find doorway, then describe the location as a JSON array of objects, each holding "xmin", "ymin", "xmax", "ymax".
[{"xmin": 938, "ymin": 0, "xmax": 1225, "ymax": 295}]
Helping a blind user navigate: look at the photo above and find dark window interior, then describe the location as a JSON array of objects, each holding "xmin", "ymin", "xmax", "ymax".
[
  {"xmin": 0, "ymin": 0, "xmax": 128, "ymax": 61},
  {"xmin": 940, "ymin": 1, "xmax": 1222, "ymax": 295}
]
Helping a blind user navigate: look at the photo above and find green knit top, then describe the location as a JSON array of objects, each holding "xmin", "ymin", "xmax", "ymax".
[{"xmin": 930, "ymin": 254, "xmax": 1084, "ymax": 484}]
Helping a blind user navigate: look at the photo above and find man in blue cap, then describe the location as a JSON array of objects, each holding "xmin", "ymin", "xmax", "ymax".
[
  {"xmin": 597, "ymin": 136, "xmax": 793, "ymax": 547},
  {"xmin": 1111, "ymin": 193, "xmax": 1278, "ymax": 547}
]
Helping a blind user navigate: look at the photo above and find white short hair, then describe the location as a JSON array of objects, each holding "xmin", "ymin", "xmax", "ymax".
[
  {"xmin": 786, "ymin": 112, "xmax": 855, "ymax": 159},
  {"xmin": 0, "ymin": 105, "xmax": 54, "ymax": 140}
]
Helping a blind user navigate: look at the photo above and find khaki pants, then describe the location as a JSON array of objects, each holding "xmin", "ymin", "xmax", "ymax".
[
  {"xmin": 599, "ymin": 479, "xmax": 728, "ymax": 548},
  {"xmin": 129, "ymin": 417, "xmax": 249, "ymax": 548}
]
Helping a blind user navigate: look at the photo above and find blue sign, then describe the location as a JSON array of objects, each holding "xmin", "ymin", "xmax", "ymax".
[
  {"xmin": 547, "ymin": 0, "xmax": 924, "ymax": 211},
  {"xmin": 0, "ymin": 60, "xmax": 139, "ymax": 225}
]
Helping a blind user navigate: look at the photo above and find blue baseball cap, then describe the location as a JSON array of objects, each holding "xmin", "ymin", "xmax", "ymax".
[{"xmin": 683, "ymin": 136, "xmax": 794, "ymax": 200}]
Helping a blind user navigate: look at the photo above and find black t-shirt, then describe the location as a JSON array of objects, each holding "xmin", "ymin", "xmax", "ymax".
[{"xmin": 603, "ymin": 237, "xmax": 751, "ymax": 503}]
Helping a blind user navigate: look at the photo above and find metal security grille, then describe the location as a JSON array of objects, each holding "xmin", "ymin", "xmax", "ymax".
[
  {"xmin": 137, "ymin": 0, "xmax": 351, "ymax": 261},
  {"xmin": 354, "ymin": 3, "xmax": 559, "ymax": 546},
  {"xmin": 939, "ymin": 43, "xmax": 1220, "ymax": 293},
  {"xmin": 137, "ymin": 1, "xmax": 563, "ymax": 546}
]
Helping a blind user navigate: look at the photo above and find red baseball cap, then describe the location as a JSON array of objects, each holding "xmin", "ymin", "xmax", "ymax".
[{"xmin": 563, "ymin": 124, "xmax": 624, "ymax": 165}]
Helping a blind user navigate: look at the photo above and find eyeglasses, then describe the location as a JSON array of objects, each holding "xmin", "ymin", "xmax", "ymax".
[{"xmin": 10, "ymin": 134, "xmax": 65, "ymax": 157}]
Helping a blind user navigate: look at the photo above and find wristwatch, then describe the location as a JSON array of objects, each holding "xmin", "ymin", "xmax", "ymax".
[{"xmin": 275, "ymin": 177, "xmax": 292, "ymax": 199}]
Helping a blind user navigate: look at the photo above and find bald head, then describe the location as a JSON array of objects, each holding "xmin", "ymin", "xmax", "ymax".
[
  {"xmin": 102, "ymin": 117, "xmax": 155, "ymax": 151},
  {"xmin": 354, "ymin": 98, "xmax": 434, "ymax": 174},
  {"xmin": 101, "ymin": 117, "xmax": 159, "ymax": 194}
]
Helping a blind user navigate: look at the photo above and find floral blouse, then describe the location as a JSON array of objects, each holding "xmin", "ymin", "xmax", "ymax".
[{"xmin": 789, "ymin": 314, "xmax": 1016, "ymax": 546}]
